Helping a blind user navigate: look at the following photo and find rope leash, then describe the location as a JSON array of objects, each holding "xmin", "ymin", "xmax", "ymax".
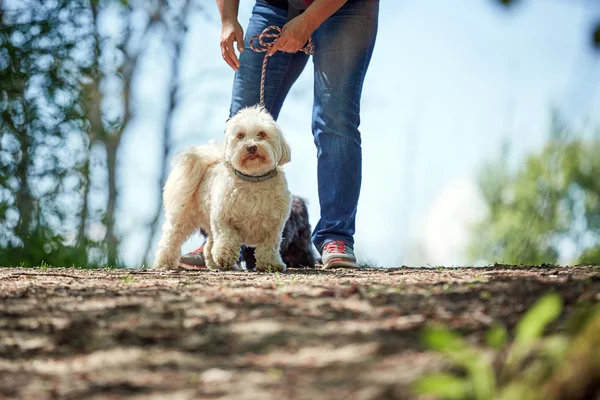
[{"xmin": 249, "ymin": 26, "xmax": 314, "ymax": 107}]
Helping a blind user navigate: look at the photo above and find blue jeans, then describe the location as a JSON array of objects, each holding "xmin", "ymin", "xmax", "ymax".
[{"xmin": 230, "ymin": 0, "xmax": 379, "ymax": 252}]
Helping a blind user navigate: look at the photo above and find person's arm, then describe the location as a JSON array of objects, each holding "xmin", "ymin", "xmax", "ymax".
[
  {"xmin": 217, "ymin": 0, "xmax": 244, "ymax": 70},
  {"xmin": 267, "ymin": 0, "xmax": 349, "ymax": 56}
]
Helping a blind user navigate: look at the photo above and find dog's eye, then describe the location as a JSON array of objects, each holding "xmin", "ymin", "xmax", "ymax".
[
  {"xmin": 257, "ymin": 131, "xmax": 267, "ymax": 139},
  {"xmin": 236, "ymin": 132, "xmax": 245, "ymax": 139}
]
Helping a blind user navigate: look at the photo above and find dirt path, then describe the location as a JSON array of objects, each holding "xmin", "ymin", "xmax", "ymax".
[{"xmin": 0, "ymin": 266, "xmax": 598, "ymax": 400}]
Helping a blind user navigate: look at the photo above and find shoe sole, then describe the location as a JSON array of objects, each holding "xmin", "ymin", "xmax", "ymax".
[
  {"xmin": 178, "ymin": 262, "xmax": 244, "ymax": 271},
  {"xmin": 322, "ymin": 258, "xmax": 358, "ymax": 269},
  {"xmin": 178, "ymin": 262, "xmax": 207, "ymax": 270}
]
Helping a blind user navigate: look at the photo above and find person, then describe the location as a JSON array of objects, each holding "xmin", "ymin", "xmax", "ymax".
[{"xmin": 180, "ymin": 0, "xmax": 379, "ymax": 269}]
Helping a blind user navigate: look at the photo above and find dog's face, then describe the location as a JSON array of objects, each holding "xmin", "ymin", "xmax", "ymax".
[{"xmin": 224, "ymin": 106, "xmax": 291, "ymax": 176}]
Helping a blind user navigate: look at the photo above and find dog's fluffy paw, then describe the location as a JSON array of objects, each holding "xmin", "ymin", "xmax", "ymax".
[
  {"xmin": 256, "ymin": 262, "xmax": 286, "ymax": 273},
  {"xmin": 152, "ymin": 261, "xmax": 179, "ymax": 271},
  {"xmin": 206, "ymin": 258, "xmax": 217, "ymax": 270},
  {"xmin": 215, "ymin": 264, "xmax": 236, "ymax": 271},
  {"xmin": 153, "ymin": 257, "xmax": 180, "ymax": 270},
  {"xmin": 213, "ymin": 255, "xmax": 238, "ymax": 271}
]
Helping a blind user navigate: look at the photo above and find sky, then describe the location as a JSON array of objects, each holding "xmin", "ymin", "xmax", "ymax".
[{"xmin": 116, "ymin": 0, "xmax": 600, "ymax": 267}]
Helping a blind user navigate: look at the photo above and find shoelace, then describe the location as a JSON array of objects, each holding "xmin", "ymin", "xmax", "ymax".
[
  {"xmin": 323, "ymin": 241, "xmax": 347, "ymax": 254},
  {"xmin": 191, "ymin": 244, "xmax": 205, "ymax": 254}
]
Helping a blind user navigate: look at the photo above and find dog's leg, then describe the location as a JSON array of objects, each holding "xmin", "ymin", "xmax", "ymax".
[
  {"xmin": 153, "ymin": 214, "xmax": 197, "ymax": 270},
  {"xmin": 211, "ymin": 230, "xmax": 242, "ymax": 271},
  {"xmin": 254, "ymin": 236, "xmax": 286, "ymax": 273},
  {"xmin": 204, "ymin": 234, "xmax": 216, "ymax": 269}
]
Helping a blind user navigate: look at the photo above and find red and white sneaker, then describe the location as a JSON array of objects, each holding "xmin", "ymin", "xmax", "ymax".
[
  {"xmin": 179, "ymin": 244, "xmax": 207, "ymax": 269},
  {"xmin": 321, "ymin": 240, "xmax": 358, "ymax": 269},
  {"xmin": 179, "ymin": 243, "xmax": 243, "ymax": 270}
]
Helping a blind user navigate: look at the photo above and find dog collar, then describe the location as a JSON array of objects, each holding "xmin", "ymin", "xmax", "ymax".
[{"xmin": 234, "ymin": 168, "xmax": 278, "ymax": 182}]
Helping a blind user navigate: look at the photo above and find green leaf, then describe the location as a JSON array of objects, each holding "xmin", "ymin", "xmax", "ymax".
[
  {"xmin": 423, "ymin": 325, "xmax": 469, "ymax": 353},
  {"xmin": 423, "ymin": 325, "xmax": 483, "ymax": 370},
  {"xmin": 496, "ymin": 382, "xmax": 537, "ymax": 400},
  {"xmin": 485, "ymin": 325, "xmax": 508, "ymax": 349},
  {"xmin": 515, "ymin": 293, "xmax": 563, "ymax": 346},
  {"xmin": 467, "ymin": 357, "xmax": 496, "ymax": 400},
  {"xmin": 413, "ymin": 373, "xmax": 471, "ymax": 400},
  {"xmin": 539, "ymin": 335, "xmax": 569, "ymax": 360},
  {"xmin": 503, "ymin": 294, "xmax": 564, "ymax": 375}
]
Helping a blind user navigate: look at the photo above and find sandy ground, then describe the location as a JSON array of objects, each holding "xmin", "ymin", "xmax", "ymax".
[{"xmin": 0, "ymin": 266, "xmax": 598, "ymax": 400}]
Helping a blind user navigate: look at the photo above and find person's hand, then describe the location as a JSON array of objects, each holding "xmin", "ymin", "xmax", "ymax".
[
  {"xmin": 220, "ymin": 19, "xmax": 244, "ymax": 71},
  {"xmin": 267, "ymin": 14, "xmax": 317, "ymax": 57}
]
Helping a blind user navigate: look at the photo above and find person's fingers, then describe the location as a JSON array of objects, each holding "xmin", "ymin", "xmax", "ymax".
[
  {"xmin": 267, "ymin": 38, "xmax": 285, "ymax": 57},
  {"xmin": 222, "ymin": 49, "xmax": 238, "ymax": 70},
  {"xmin": 221, "ymin": 42, "xmax": 238, "ymax": 70},
  {"xmin": 283, "ymin": 40, "xmax": 302, "ymax": 53},
  {"xmin": 221, "ymin": 36, "xmax": 240, "ymax": 70},
  {"xmin": 234, "ymin": 29, "xmax": 245, "ymax": 53},
  {"xmin": 229, "ymin": 46, "xmax": 241, "ymax": 69},
  {"xmin": 278, "ymin": 28, "xmax": 304, "ymax": 53},
  {"xmin": 226, "ymin": 36, "xmax": 241, "ymax": 69},
  {"xmin": 278, "ymin": 25, "xmax": 298, "ymax": 53}
]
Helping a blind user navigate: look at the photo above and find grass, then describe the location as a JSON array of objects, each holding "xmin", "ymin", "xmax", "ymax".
[
  {"xmin": 120, "ymin": 275, "xmax": 136, "ymax": 284},
  {"xmin": 413, "ymin": 293, "xmax": 600, "ymax": 400}
]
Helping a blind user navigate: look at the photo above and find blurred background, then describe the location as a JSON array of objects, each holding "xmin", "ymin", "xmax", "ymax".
[{"xmin": 1, "ymin": 0, "xmax": 600, "ymax": 268}]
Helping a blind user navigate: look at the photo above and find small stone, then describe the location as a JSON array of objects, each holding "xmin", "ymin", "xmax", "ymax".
[{"xmin": 199, "ymin": 368, "xmax": 233, "ymax": 383}]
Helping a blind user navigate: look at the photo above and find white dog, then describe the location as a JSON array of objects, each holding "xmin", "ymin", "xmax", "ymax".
[{"xmin": 153, "ymin": 106, "xmax": 292, "ymax": 272}]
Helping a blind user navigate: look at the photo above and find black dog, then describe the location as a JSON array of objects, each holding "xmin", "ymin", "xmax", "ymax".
[{"xmin": 244, "ymin": 195, "xmax": 317, "ymax": 270}]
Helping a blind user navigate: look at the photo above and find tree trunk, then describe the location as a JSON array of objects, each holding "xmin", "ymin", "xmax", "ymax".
[
  {"xmin": 14, "ymin": 90, "xmax": 34, "ymax": 244},
  {"xmin": 143, "ymin": 0, "xmax": 192, "ymax": 264},
  {"xmin": 104, "ymin": 137, "xmax": 120, "ymax": 266},
  {"xmin": 14, "ymin": 130, "xmax": 33, "ymax": 242},
  {"xmin": 77, "ymin": 152, "xmax": 91, "ymax": 247}
]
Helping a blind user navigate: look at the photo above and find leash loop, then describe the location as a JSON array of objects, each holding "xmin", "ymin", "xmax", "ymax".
[{"xmin": 249, "ymin": 26, "xmax": 314, "ymax": 107}]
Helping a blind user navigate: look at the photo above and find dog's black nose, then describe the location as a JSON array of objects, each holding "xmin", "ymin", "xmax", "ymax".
[{"xmin": 247, "ymin": 145, "xmax": 257, "ymax": 154}]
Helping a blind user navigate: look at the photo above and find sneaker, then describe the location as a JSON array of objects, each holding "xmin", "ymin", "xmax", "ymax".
[
  {"xmin": 321, "ymin": 240, "xmax": 358, "ymax": 269},
  {"xmin": 179, "ymin": 243, "xmax": 243, "ymax": 270},
  {"xmin": 179, "ymin": 244, "xmax": 207, "ymax": 269}
]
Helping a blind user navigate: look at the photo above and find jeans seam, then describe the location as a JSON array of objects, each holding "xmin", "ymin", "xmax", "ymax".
[
  {"xmin": 265, "ymin": 52, "xmax": 296, "ymax": 112},
  {"xmin": 314, "ymin": 46, "xmax": 375, "ymax": 57}
]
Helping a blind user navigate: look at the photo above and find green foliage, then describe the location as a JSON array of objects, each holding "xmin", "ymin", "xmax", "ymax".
[
  {"xmin": 421, "ymin": 325, "xmax": 496, "ymax": 400},
  {"xmin": 2, "ymin": 225, "xmax": 91, "ymax": 267},
  {"xmin": 414, "ymin": 294, "xmax": 600, "ymax": 400},
  {"xmin": 120, "ymin": 275, "xmax": 135, "ymax": 283},
  {"xmin": 0, "ymin": 0, "xmax": 139, "ymax": 268},
  {"xmin": 514, "ymin": 293, "xmax": 562, "ymax": 345},
  {"xmin": 501, "ymin": 293, "xmax": 563, "ymax": 379},
  {"xmin": 485, "ymin": 325, "xmax": 508, "ymax": 349},
  {"xmin": 414, "ymin": 374, "xmax": 471, "ymax": 400},
  {"xmin": 576, "ymin": 247, "xmax": 600, "ymax": 265},
  {"xmin": 469, "ymin": 117, "xmax": 600, "ymax": 265},
  {"xmin": 0, "ymin": 0, "xmax": 189, "ymax": 268},
  {"xmin": 0, "ymin": 0, "xmax": 96, "ymax": 267}
]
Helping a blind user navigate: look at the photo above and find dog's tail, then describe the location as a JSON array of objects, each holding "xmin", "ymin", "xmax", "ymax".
[{"xmin": 163, "ymin": 142, "xmax": 221, "ymax": 212}]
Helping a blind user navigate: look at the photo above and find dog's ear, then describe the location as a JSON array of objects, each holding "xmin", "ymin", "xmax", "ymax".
[{"xmin": 278, "ymin": 132, "xmax": 291, "ymax": 166}]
